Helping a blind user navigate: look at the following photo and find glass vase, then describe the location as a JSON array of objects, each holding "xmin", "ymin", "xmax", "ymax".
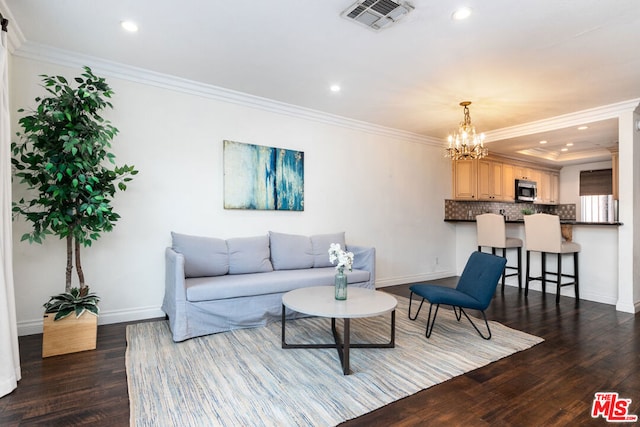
[{"xmin": 335, "ymin": 267, "xmax": 347, "ymax": 300}]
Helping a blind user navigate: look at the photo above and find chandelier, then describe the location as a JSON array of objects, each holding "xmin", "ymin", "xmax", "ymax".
[{"xmin": 445, "ymin": 101, "xmax": 488, "ymax": 160}]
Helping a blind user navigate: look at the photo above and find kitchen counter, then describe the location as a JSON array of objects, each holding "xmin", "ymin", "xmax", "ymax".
[{"xmin": 447, "ymin": 218, "xmax": 621, "ymax": 306}]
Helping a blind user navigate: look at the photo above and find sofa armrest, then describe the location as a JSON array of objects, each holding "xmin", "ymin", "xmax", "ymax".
[
  {"xmin": 162, "ymin": 247, "xmax": 190, "ymax": 341},
  {"xmin": 346, "ymin": 244, "xmax": 376, "ymax": 288}
]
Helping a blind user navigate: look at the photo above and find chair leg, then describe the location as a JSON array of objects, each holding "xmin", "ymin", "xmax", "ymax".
[
  {"xmin": 525, "ymin": 250, "xmax": 531, "ymax": 296},
  {"xmin": 574, "ymin": 252, "xmax": 580, "ymax": 300},
  {"xmin": 501, "ymin": 248, "xmax": 507, "ymax": 289},
  {"xmin": 517, "ymin": 247, "xmax": 522, "ymax": 289},
  {"xmin": 458, "ymin": 308, "xmax": 492, "ymax": 340},
  {"xmin": 453, "ymin": 306, "xmax": 462, "ymax": 321},
  {"xmin": 541, "ymin": 252, "xmax": 547, "ymax": 295},
  {"xmin": 408, "ymin": 292, "xmax": 425, "ymax": 320},
  {"xmin": 425, "ymin": 303, "xmax": 440, "ymax": 338},
  {"xmin": 556, "ymin": 253, "xmax": 562, "ymax": 304}
]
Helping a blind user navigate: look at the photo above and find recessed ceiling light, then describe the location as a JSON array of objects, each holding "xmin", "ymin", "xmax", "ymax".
[
  {"xmin": 577, "ymin": 126, "xmax": 588, "ymax": 130},
  {"xmin": 452, "ymin": 7, "xmax": 472, "ymax": 20},
  {"xmin": 330, "ymin": 85, "xmax": 341, "ymax": 93},
  {"xmin": 539, "ymin": 140, "xmax": 548, "ymax": 144},
  {"xmin": 121, "ymin": 20, "xmax": 139, "ymax": 32},
  {"xmin": 566, "ymin": 143, "xmax": 574, "ymax": 147},
  {"xmin": 561, "ymin": 148, "xmax": 568, "ymax": 152}
]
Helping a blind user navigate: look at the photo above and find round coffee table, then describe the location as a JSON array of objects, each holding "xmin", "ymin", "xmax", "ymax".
[{"xmin": 281, "ymin": 286, "xmax": 397, "ymax": 375}]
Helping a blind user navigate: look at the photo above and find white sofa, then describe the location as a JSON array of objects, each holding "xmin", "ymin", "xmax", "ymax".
[{"xmin": 162, "ymin": 231, "xmax": 376, "ymax": 342}]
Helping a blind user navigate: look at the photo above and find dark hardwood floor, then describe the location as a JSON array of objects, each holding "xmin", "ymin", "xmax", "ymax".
[{"xmin": 1, "ymin": 281, "xmax": 638, "ymax": 426}]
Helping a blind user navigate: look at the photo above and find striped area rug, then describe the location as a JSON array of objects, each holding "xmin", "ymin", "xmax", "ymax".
[{"xmin": 126, "ymin": 296, "xmax": 543, "ymax": 426}]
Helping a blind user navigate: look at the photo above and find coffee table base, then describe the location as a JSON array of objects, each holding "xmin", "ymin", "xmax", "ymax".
[{"xmin": 281, "ymin": 305, "xmax": 396, "ymax": 375}]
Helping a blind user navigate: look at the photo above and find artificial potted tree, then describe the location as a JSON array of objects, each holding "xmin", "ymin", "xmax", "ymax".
[{"xmin": 11, "ymin": 66, "xmax": 137, "ymax": 357}]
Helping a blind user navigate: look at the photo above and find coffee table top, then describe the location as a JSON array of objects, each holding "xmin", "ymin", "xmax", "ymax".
[{"xmin": 282, "ymin": 286, "xmax": 397, "ymax": 319}]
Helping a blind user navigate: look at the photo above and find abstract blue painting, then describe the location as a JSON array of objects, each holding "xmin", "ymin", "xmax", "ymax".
[{"xmin": 223, "ymin": 140, "xmax": 304, "ymax": 211}]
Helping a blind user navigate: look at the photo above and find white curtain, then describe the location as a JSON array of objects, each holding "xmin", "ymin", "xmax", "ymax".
[{"xmin": 0, "ymin": 25, "xmax": 21, "ymax": 398}]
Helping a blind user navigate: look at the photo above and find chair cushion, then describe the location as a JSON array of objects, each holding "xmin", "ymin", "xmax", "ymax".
[
  {"xmin": 560, "ymin": 241, "xmax": 581, "ymax": 253},
  {"xmin": 410, "ymin": 284, "xmax": 486, "ymax": 311},
  {"xmin": 227, "ymin": 235, "xmax": 273, "ymax": 274},
  {"xmin": 171, "ymin": 232, "xmax": 229, "ymax": 278},
  {"xmin": 505, "ymin": 237, "xmax": 523, "ymax": 248},
  {"xmin": 311, "ymin": 232, "xmax": 346, "ymax": 268},
  {"xmin": 455, "ymin": 252, "xmax": 507, "ymax": 308},
  {"xmin": 269, "ymin": 231, "xmax": 314, "ymax": 270}
]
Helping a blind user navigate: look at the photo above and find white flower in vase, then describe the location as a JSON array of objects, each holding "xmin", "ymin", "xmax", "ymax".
[{"xmin": 328, "ymin": 243, "xmax": 354, "ymax": 273}]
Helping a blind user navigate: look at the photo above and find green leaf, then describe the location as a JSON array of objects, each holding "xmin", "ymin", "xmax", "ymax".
[
  {"xmin": 12, "ymin": 66, "xmax": 136, "ymax": 278},
  {"xmin": 53, "ymin": 307, "xmax": 74, "ymax": 320}
]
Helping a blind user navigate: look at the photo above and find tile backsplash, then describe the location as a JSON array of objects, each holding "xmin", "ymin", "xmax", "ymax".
[{"xmin": 444, "ymin": 200, "xmax": 576, "ymax": 221}]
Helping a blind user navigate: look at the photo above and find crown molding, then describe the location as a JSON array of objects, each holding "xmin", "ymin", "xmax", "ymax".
[
  {"xmin": 0, "ymin": 0, "xmax": 26, "ymax": 51},
  {"xmin": 12, "ymin": 40, "xmax": 637, "ymax": 149},
  {"xmin": 484, "ymin": 99, "xmax": 640, "ymax": 142},
  {"xmin": 11, "ymin": 41, "xmax": 442, "ymax": 147}
]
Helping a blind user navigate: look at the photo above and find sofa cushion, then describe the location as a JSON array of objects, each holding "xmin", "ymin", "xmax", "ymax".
[
  {"xmin": 185, "ymin": 267, "xmax": 371, "ymax": 301},
  {"xmin": 311, "ymin": 232, "xmax": 346, "ymax": 268},
  {"xmin": 171, "ymin": 232, "xmax": 229, "ymax": 278},
  {"xmin": 227, "ymin": 235, "xmax": 273, "ymax": 274},
  {"xmin": 269, "ymin": 231, "xmax": 314, "ymax": 270}
]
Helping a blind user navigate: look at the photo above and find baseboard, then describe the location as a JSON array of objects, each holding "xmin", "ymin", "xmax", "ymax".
[
  {"xmin": 615, "ymin": 300, "xmax": 640, "ymax": 314},
  {"xmin": 17, "ymin": 306, "xmax": 165, "ymax": 336},
  {"xmin": 515, "ymin": 282, "xmax": 618, "ymax": 306},
  {"xmin": 17, "ymin": 274, "xmax": 631, "ymax": 336},
  {"xmin": 375, "ymin": 270, "xmax": 456, "ymax": 288}
]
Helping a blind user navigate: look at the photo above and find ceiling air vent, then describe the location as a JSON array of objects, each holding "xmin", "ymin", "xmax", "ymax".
[{"xmin": 342, "ymin": 0, "xmax": 414, "ymax": 31}]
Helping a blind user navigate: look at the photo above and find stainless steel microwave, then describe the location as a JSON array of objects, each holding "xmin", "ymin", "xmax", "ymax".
[{"xmin": 515, "ymin": 179, "xmax": 537, "ymax": 202}]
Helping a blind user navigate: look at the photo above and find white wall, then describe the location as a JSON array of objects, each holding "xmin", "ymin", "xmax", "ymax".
[
  {"xmin": 559, "ymin": 160, "xmax": 612, "ymax": 219},
  {"xmin": 10, "ymin": 56, "xmax": 457, "ymax": 334}
]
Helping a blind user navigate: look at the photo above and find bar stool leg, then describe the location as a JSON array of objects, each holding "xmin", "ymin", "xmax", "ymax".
[
  {"xmin": 556, "ymin": 253, "xmax": 562, "ymax": 304},
  {"xmin": 516, "ymin": 247, "xmax": 522, "ymax": 289},
  {"xmin": 525, "ymin": 250, "xmax": 530, "ymax": 296},
  {"xmin": 541, "ymin": 252, "xmax": 547, "ymax": 295},
  {"xmin": 574, "ymin": 252, "xmax": 580, "ymax": 300},
  {"xmin": 501, "ymin": 248, "xmax": 507, "ymax": 289}
]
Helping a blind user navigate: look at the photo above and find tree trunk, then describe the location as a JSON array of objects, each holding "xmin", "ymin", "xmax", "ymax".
[
  {"xmin": 75, "ymin": 237, "xmax": 85, "ymax": 289},
  {"xmin": 66, "ymin": 235, "xmax": 73, "ymax": 292}
]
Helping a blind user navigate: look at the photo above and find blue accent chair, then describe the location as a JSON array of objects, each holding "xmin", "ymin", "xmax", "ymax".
[{"xmin": 408, "ymin": 252, "xmax": 507, "ymax": 340}]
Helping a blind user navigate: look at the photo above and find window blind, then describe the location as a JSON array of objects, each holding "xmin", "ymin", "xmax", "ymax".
[{"xmin": 579, "ymin": 169, "xmax": 612, "ymax": 196}]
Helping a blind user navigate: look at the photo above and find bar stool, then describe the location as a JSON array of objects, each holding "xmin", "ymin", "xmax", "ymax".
[
  {"xmin": 523, "ymin": 213, "xmax": 580, "ymax": 303},
  {"xmin": 476, "ymin": 213, "xmax": 523, "ymax": 289}
]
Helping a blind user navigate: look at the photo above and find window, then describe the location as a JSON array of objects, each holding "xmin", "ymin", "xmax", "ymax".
[{"xmin": 580, "ymin": 169, "xmax": 613, "ymax": 222}]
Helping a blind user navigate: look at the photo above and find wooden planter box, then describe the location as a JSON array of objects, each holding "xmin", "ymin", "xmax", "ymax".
[{"xmin": 42, "ymin": 313, "xmax": 98, "ymax": 358}]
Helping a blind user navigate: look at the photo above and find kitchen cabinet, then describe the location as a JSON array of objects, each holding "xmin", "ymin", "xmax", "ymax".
[
  {"xmin": 514, "ymin": 166, "xmax": 541, "ymax": 183},
  {"xmin": 477, "ymin": 159, "xmax": 504, "ymax": 200},
  {"xmin": 550, "ymin": 173, "xmax": 559, "ymax": 204},
  {"xmin": 535, "ymin": 171, "xmax": 559, "ymax": 204},
  {"xmin": 451, "ymin": 156, "xmax": 559, "ymax": 203},
  {"xmin": 502, "ymin": 164, "xmax": 515, "ymax": 201},
  {"xmin": 452, "ymin": 160, "xmax": 477, "ymax": 200}
]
